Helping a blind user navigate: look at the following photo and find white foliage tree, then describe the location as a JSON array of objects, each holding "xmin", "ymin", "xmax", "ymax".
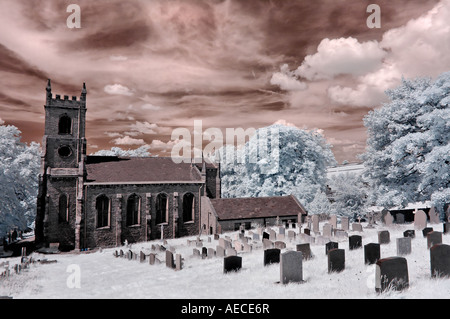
[
  {"xmin": 0, "ymin": 125, "xmax": 40, "ymax": 237},
  {"xmin": 218, "ymin": 124, "xmax": 336, "ymax": 214},
  {"xmin": 361, "ymin": 71, "xmax": 450, "ymax": 218}
]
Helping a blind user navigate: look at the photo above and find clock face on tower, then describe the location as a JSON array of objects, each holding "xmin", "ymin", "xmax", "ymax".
[{"xmin": 58, "ymin": 145, "xmax": 72, "ymax": 158}]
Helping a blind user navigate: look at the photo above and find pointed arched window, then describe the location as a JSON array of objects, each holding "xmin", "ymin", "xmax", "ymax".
[
  {"xmin": 182, "ymin": 193, "xmax": 194, "ymax": 222},
  {"xmin": 96, "ymin": 195, "xmax": 110, "ymax": 228},
  {"xmin": 126, "ymin": 194, "xmax": 140, "ymax": 226},
  {"xmin": 58, "ymin": 115, "xmax": 72, "ymax": 134},
  {"xmin": 155, "ymin": 193, "xmax": 168, "ymax": 225}
]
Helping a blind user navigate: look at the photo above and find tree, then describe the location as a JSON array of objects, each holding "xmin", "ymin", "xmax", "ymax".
[
  {"xmin": 218, "ymin": 124, "xmax": 336, "ymax": 213},
  {"xmin": 0, "ymin": 125, "xmax": 41, "ymax": 237},
  {"xmin": 361, "ymin": 71, "xmax": 450, "ymax": 218}
]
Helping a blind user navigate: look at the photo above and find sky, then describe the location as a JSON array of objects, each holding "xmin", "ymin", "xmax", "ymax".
[{"xmin": 0, "ymin": 0, "xmax": 449, "ymax": 163}]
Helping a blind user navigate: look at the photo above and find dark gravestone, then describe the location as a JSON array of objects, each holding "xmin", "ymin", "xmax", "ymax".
[
  {"xmin": 262, "ymin": 232, "xmax": 270, "ymax": 241},
  {"xmin": 264, "ymin": 248, "xmax": 281, "ymax": 266},
  {"xmin": 443, "ymin": 223, "xmax": 450, "ymax": 234},
  {"xmin": 396, "ymin": 213, "xmax": 405, "ymax": 224},
  {"xmin": 304, "ymin": 228, "xmax": 311, "ymax": 236},
  {"xmin": 328, "ymin": 249, "xmax": 345, "ymax": 273},
  {"xmin": 422, "ymin": 227, "xmax": 434, "ymax": 238},
  {"xmin": 296, "ymin": 243, "xmax": 312, "ymax": 260},
  {"xmin": 165, "ymin": 250, "xmax": 175, "ymax": 269},
  {"xmin": 364, "ymin": 243, "xmax": 381, "ymax": 265},
  {"xmin": 139, "ymin": 251, "xmax": 146, "ymax": 263},
  {"xmin": 427, "ymin": 231, "xmax": 442, "ymax": 249},
  {"xmin": 325, "ymin": 241, "xmax": 339, "ymax": 255},
  {"xmin": 403, "ymin": 230, "xmax": 415, "ymax": 238},
  {"xmin": 430, "ymin": 244, "xmax": 450, "ymax": 278},
  {"xmin": 375, "ymin": 257, "xmax": 409, "ymax": 293},
  {"xmin": 349, "ymin": 235, "xmax": 362, "ymax": 250},
  {"xmin": 202, "ymin": 247, "xmax": 208, "ymax": 259},
  {"xmin": 378, "ymin": 230, "xmax": 390, "ymax": 244},
  {"xmin": 223, "ymin": 256, "xmax": 242, "ymax": 273}
]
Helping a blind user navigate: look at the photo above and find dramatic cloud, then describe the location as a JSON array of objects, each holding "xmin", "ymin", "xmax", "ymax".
[{"xmin": 104, "ymin": 84, "xmax": 134, "ymax": 96}]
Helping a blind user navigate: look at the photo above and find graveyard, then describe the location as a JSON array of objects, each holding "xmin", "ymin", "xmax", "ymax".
[{"xmin": 1, "ymin": 214, "xmax": 450, "ymax": 299}]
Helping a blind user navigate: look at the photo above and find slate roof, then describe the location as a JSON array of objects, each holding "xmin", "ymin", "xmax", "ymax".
[
  {"xmin": 209, "ymin": 195, "xmax": 307, "ymax": 221},
  {"xmin": 85, "ymin": 156, "xmax": 203, "ymax": 184}
]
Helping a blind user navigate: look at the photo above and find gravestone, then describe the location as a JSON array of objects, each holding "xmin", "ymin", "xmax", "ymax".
[
  {"xmin": 443, "ymin": 222, "xmax": 450, "ymax": 234},
  {"xmin": 312, "ymin": 215, "xmax": 319, "ymax": 233},
  {"xmin": 279, "ymin": 226, "xmax": 285, "ymax": 235},
  {"xmin": 263, "ymin": 239, "xmax": 274, "ymax": 249},
  {"xmin": 375, "ymin": 257, "xmax": 409, "ymax": 293},
  {"xmin": 252, "ymin": 233, "xmax": 260, "ymax": 241},
  {"xmin": 328, "ymin": 249, "xmax": 345, "ymax": 273},
  {"xmin": 341, "ymin": 216, "xmax": 349, "ymax": 231},
  {"xmin": 299, "ymin": 234, "xmax": 313, "ymax": 244},
  {"xmin": 149, "ymin": 253, "xmax": 156, "ymax": 265},
  {"xmin": 264, "ymin": 248, "xmax": 281, "ymax": 266},
  {"xmin": 234, "ymin": 241, "xmax": 243, "ymax": 252},
  {"xmin": 378, "ymin": 230, "xmax": 390, "ymax": 244},
  {"xmin": 364, "ymin": 243, "xmax": 381, "ymax": 265},
  {"xmin": 414, "ymin": 210, "xmax": 427, "ymax": 229},
  {"xmin": 140, "ymin": 251, "xmax": 146, "ymax": 263},
  {"xmin": 349, "ymin": 235, "xmax": 362, "ymax": 250},
  {"xmin": 325, "ymin": 241, "xmax": 339, "ymax": 255},
  {"xmin": 208, "ymin": 248, "xmax": 216, "ymax": 258},
  {"xmin": 202, "ymin": 247, "xmax": 208, "ymax": 259},
  {"xmin": 287, "ymin": 230, "xmax": 296, "ymax": 241},
  {"xmin": 214, "ymin": 234, "xmax": 220, "ymax": 240},
  {"xmin": 429, "ymin": 207, "xmax": 440, "ymax": 224},
  {"xmin": 430, "ymin": 244, "xmax": 450, "ymax": 278},
  {"xmin": 352, "ymin": 223, "xmax": 363, "ymax": 232},
  {"xmin": 296, "ymin": 243, "xmax": 312, "ymax": 260},
  {"xmin": 262, "ymin": 232, "xmax": 270, "ymax": 240},
  {"xmin": 422, "ymin": 227, "xmax": 434, "ymax": 238},
  {"xmin": 119, "ymin": 249, "xmax": 124, "ymax": 257},
  {"xmin": 219, "ymin": 238, "xmax": 232, "ymax": 249},
  {"xmin": 382, "ymin": 211, "xmax": 394, "ymax": 226},
  {"xmin": 269, "ymin": 230, "xmax": 277, "ymax": 241},
  {"xmin": 396, "ymin": 237, "xmax": 412, "ymax": 256},
  {"xmin": 176, "ymin": 254, "xmax": 182, "ymax": 271},
  {"xmin": 242, "ymin": 242, "xmax": 252, "ymax": 253},
  {"xmin": 330, "ymin": 215, "xmax": 337, "ymax": 229},
  {"xmin": 396, "ymin": 213, "xmax": 405, "ymax": 224},
  {"xmin": 323, "ymin": 223, "xmax": 333, "ymax": 238},
  {"xmin": 280, "ymin": 251, "xmax": 303, "ymax": 284},
  {"xmin": 334, "ymin": 229, "xmax": 348, "ymax": 238},
  {"xmin": 216, "ymin": 246, "xmax": 225, "ymax": 257},
  {"xmin": 316, "ymin": 236, "xmax": 329, "ymax": 245},
  {"xmin": 226, "ymin": 248, "xmax": 237, "ymax": 256},
  {"xmin": 427, "ymin": 231, "xmax": 442, "ymax": 249},
  {"xmin": 223, "ymin": 256, "xmax": 242, "ymax": 273},
  {"xmin": 304, "ymin": 228, "xmax": 311, "ymax": 236},
  {"xmin": 274, "ymin": 241, "xmax": 286, "ymax": 249},
  {"xmin": 193, "ymin": 248, "xmax": 201, "ymax": 258},
  {"xmin": 403, "ymin": 230, "xmax": 415, "ymax": 238},
  {"xmin": 166, "ymin": 251, "xmax": 175, "ymax": 269}
]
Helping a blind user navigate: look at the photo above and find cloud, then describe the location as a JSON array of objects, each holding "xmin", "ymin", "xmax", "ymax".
[
  {"xmin": 141, "ymin": 103, "xmax": 162, "ymax": 111},
  {"xmin": 270, "ymin": 64, "xmax": 308, "ymax": 91},
  {"xmin": 109, "ymin": 55, "xmax": 128, "ymax": 61},
  {"xmin": 112, "ymin": 135, "xmax": 145, "ymax": 145},
  {"xmin": 128, "ymin": 121, "xmax": 159, "ymax": 135},
  {"xmin": 104, "ymin": 84, "xmax": 134, "ymax": 96},
  {"xmin": 295, "ymin": 37, "xmax": 386, "ymax": 81}
]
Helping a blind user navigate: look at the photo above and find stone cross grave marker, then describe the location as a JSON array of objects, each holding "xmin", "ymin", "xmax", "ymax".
[
  {"xmin": 328, "ymin": 248, "xmax": 345, "ymax": 273},
  {"xmin": 280, "ymin": 251, "xmax": 303, "ymax": 284},
  {"xmin": 375, "ymin": 257, "xmax": 409, "ymax": 293}
]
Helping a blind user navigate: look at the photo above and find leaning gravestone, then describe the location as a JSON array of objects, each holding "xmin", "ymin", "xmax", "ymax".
[
  {"xmin": 325, "ymin": 241, "xmax": 339, "ymax": 255},
  {"xmin": 422, "ymin": 227, "xmax": 434, "ymax": 238},
  {"xmin": 223, "ymin": 256, "xmax": 242, "ymax": 274},
  {"xmin": 430, "ymin": 244, "xmax": 450, "ymax": 278},
  {"xmin": 280, "ymin": 251, "xmax": 303, "ymax": 284},
  {"xmin": 264, "ymin": 248, "xmax": 281, "ymax": 266},
  {"xmin": 375, "ymin": 257, "xmax": 409, "ymax": 293},
  {"xmin": 378, "ymin": 230, "xmax": 390, "ymax": 244},
  {"xmin": 349, "ymin": 235, "xmax": 362, "ymax": 250},
  {"xmin": 396, "ymin": 237, "xmax": 412, "ymax": 256},
  {"xmin": 328, "ymin": 249, "xmax": 345, "ymax": 273},
  {"xmin": 364, "ymin": 243, "xmax": 381, "ymax": 265},
  {"xmin": 296, "ymin": 243, "xmax": 312, "ymax": 260},
  {"xmin": 414, "ymin": 210, "xmax": 427, "ymax": 229},
  {"xmin": 166, "ymin": 251, "xmax": 175, "ymax": 269},
  {"xmin": 427, "ymin": 231, "xmax": 442, "ymax": 249}
]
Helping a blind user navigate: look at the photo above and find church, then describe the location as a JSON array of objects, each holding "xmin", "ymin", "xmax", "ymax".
[{"xmin": 35, "ymin": 80, "xmax": 307, "ymax": 251}]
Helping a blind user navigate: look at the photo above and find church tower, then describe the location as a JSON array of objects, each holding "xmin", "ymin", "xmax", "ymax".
[{"xmin": 35, "ymin": 80, "xmax": 87, "ymax": 251}]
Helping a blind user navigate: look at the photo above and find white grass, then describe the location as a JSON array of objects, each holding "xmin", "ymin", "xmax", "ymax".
[{"xmin": 1, "ymin": 222, "xmax": 449, "ymax": 299}]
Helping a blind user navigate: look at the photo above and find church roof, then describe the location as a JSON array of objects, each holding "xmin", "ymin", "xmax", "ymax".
[
  {"xmin": 85, "ymin": 156, "xmax": 203, "ymax": 184},
  {"xmin": 209, "ymin": 195, "xmax": 307, "ymax": 221}
]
